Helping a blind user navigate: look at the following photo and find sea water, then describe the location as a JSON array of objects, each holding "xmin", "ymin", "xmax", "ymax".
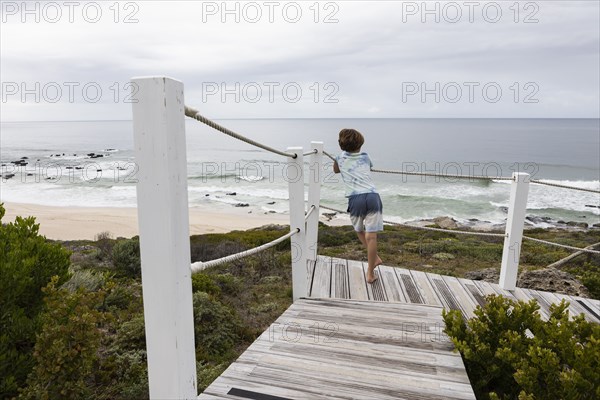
[{"xmin": 1, "ymin": 118, "xmax": 599, "ymax": 227}]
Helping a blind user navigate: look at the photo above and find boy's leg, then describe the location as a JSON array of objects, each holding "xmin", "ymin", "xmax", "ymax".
[
  {"xmin": 365, "ymin": 232, "xmax": 381, "ymax": 283},
  {"xmin": 356, "ymin": 231, "xmax": 367, "ymax": 247}
]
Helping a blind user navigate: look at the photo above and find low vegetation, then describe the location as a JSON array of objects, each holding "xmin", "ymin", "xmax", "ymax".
[
  {"xmin": 443, "ymin": 295, "xmax": 600, "ymax": 399},
  {"xmin": 1, "ymin": 204, "xmax": 598, "ymax": 398}
]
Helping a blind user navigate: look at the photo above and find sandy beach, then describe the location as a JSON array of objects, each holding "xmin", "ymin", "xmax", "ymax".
[{"xmin": 1, "ymin": 202, "xmax": 293, "ymax": 241}]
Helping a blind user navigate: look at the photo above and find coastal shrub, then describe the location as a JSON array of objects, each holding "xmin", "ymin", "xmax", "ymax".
[
  {"xmin": 192, "ymin": 273, "xmax": 222, "ymax": 297},
  {"xmin": 198, "ymin": 361, "xmax": 228, "ymax": 391},
  {"xmin": 112, "ymin": 238, "xmax": 141, "ymax": 277},
  {"xmin": 0, "ymin": 204, "xmax": 71, "ymax": 398},
  {"xmin": 95, "ymin": 231, "xmax": 114, "ymax": 260},
  {"xmin": 443, "ymin": 295, "xmax": 600, "ymax": 400},
  {"xmin": 193, "ymin": 292, "xmax": 242, "ymax": 361},
  {"xmin": 19, "ymin": 277, "xmax": 106, "ymax": 399},
  {"xmin": 62, "ymin": 268, "xmax": 105, "ymax": 292}
]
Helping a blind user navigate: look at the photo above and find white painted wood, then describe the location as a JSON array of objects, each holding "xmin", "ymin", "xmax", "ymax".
[
  {"xmin": 131, "ymin": 77, "xmax": 197, "ymax": 399},
  {"xmin": 499, "ymin": 172, "xmax": 530, "ymax": 290},
  {"xmin": 306, "ymin": 141, "xmax": 324, "ymax": 261},
  {"xmin": 287, "ymin": 147, "xmax": 307, "ymax": 301}
]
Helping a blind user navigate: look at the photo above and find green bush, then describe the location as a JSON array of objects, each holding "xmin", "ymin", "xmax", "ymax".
[
  {"xmin": 112, "ymin": 239, "xmax": 141, "ymax": 277},
  {"xmin": 443, "ymin": 295, "xmax": 600, "ymax": 400},
  {"xmin": 19, "ymin": 277, "xmax": 106, "ymax": 399},
  {"xmin": 193, "ymin": 292, "xmax": 242, "ymax": 361},
  {"xmin": 192, "ymin": 273, "xmax": 222, "ymax": 296},
  {"xmin": 0, "ymin": 204, "xmax": 71, "ymax": 398}
]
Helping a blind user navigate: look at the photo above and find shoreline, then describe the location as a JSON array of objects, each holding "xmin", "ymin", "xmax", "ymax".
[
  {"xmin": 1, "ymin": 202, "xmax": 290, "ymax": 240},
  {"xmin": 2, "ymin": 202, "xmax": 595, "ymax": 241}
]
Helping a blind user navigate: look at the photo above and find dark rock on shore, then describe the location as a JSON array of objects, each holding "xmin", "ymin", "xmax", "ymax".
[
  {"xmin": 234, "ymin": 203, "xmax": 249, "ymax": 207},
  {"xmin": 267, "ymin": 201, "xmax": 276, "ymax": 205},
  {"xmin": 226, "ymin": 192, "xmax": 237, "ymax": 196}
]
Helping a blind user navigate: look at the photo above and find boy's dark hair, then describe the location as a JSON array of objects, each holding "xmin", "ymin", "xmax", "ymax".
[{"xmin": 338, "ymin": 128, "xmax": 364, "ymax": 152}]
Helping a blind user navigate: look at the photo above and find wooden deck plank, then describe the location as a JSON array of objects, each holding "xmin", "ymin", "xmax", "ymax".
[
  {"xmin": 330, "ymin": 258, "xmax": 350, "ymax": 299},
  {"xmin": 363, "ymin": 262, "xmax": 387, "ymax": 302},
  {"xmin": 347, "ymin": 259, "xmax": 369, "ymax": 301},
  {"xmin": 308, "ymin": 256, "xmax": 599, "ymax": 326},
  {"xmin": 200, "ymin": 298, "xmax": 476, "ymax": 400},
  {"xmin": 311, "ymin": 256, "xmax": 332, "ymax": 298},
  {"xmin": 457, "ymin": 278, "xmax": 487, "ymax": 309},
  {"xmin": 410, "ymin": 270, "xmax": 443, "ymax": 307},
  {"xmin": 395, "ymin": 268, "xmax": 424, "ymax": 304},
  {"xmin": 440, "ymin": 276, "xmax": 479, "ymax": 319},
  {"xmin": 427, "ymin": 273, "xmax": 463, "ymax": 312},
  {"xmin": 378, "ymin": 265, "xmax": 406, "ymax": 303}
]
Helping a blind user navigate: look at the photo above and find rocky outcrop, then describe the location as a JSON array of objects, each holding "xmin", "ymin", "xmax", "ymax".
[
  {"xmin": 465, "ymin": 267, "xmax": 590, "ymax": 297},
  {"xmin": 433, "ymin": 216, "xmax": 458, "ymax": 229},
  {"xmin": 518, "ymin": 268, "xmax": 590, "ymax": 297}
]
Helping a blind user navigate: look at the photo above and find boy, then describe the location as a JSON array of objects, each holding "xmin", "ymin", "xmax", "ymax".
[{"xmin": 333, "ymin": 128, "xmax": 383, "ymax": 283}]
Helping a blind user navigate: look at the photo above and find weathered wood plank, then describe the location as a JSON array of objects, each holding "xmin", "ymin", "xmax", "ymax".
[
  {"xmin": 200, "ymin": 298, "xmax": 476, "ymax": 400},
  {"xmin": 330, "ymin": 258, "xmax": 350, "ymax": 299},
  {"xmin": 395, "ymin": 268, "xmax": 424, "ymax": 304},
  {"xmin": 311, "ymin": 256, "xmax": 331, "ymax": 298},
  {"xmin": 411, "ymin": 270, "xmax": 443, "ymax": 306},
  {"xmin": 378, "ymin": 265, "xmax": 406, "ymax": 303},
  {"xmin": 441, "ymin": 275, "xmax": 479, "ymax": 319},
  {"xmin": 347, "ymin": 259, "xmax": 369, "ymax": 301},
  {"xmin": 363, "ymin": 262, "xmax": 387, "ymax": 302}
]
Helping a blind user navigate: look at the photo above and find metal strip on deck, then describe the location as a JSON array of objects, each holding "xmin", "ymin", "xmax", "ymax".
[{"xmin": 200, "ymin": 298, "xmax": 476, "ymax": 399}]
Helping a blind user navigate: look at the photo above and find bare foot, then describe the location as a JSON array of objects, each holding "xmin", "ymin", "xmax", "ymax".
[{"xmin": 367, "ymin": 269, "xmax": 379, "ymax": 284}]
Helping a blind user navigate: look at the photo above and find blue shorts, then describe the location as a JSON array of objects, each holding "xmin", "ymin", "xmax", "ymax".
[{"xmin": 347, "ymin": 193, "xmax": 383, "ymax": 233}]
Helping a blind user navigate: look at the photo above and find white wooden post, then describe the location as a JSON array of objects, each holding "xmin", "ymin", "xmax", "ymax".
[
  {"xmin": 287, "ymin": 147, "xmax": 307, "ymax": 301},
  {"xmin": 131, "ymin": 77, "xmax": 197, "ymax": 399},
  {"xmin": 306, "ymin": 141, "xmax": 323, "ymax": 261},
  {"xmin": 499, "ymin": 172, "xmax": 530, "ymax": 291}
]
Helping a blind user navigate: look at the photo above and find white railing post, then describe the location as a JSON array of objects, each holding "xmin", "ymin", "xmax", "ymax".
[
  {"xmin": 306, "ymin": 141, "xmax": 323, "ymax": 261},
  {"xmin": 131, "ymin": 77, "xmax": 197, "ymax": 399},
  {"xmin": 499, "ymin": 172, "xmax": 530, "ymax": 291},
  {"xmin": 287, "ymin": 147, "xmax": 307, "ymax": 301}
]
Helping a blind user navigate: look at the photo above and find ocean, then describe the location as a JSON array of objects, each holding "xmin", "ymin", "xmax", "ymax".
[{"xmin": 1, "ymin": 118, "xmax": 599, "ymax": 228}]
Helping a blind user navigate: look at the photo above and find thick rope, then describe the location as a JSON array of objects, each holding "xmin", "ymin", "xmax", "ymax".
[
  {"xmin": 305, "ymin": 205, "xmax": 316, "ymax": 221},
  {"xmin": 530, "ymin": 180, "xmax": 600, "ymax": 194},
  {"xmin": 546, "ymin": 242, "xmax": 600, "ymax": 269},
  {"xmin": 323, "ymin": 150, "xmax": 337, "ymax": 162},
  {"xmin": 185, "ymin": 106, "xmax": 297, "ymax": 159},
  {"xmin": 191, "ymin": 228, "xmax": 299, "ymax": 272},
  {"xmin": 522, "ymin": 235, "xmax": 600, "ymax": 254},
  {"xmin": 303, "ymin": 149, "xmax": 318, "ymax": 156},
  {"xmin": 371, "ymin": 168, "xmax": 513, "ymax": 181},
  {"xmin": 320, "ymin": 205, "xmax": 507, "ymax": 238}
]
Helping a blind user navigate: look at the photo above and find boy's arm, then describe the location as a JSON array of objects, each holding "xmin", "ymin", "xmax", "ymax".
[{"xmin": 333, "ymin": 161, "xmax": 340, "ymax": 174}]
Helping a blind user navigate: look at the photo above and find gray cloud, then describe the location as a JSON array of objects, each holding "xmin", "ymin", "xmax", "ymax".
[{"xmin": 0, "ymin": 0, "xmax": 598, "ymax": 120}]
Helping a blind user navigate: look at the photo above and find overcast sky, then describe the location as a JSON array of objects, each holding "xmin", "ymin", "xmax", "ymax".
[{"xmin": 1, "ymin": 0, "xmax": 599, "ymax": 120}]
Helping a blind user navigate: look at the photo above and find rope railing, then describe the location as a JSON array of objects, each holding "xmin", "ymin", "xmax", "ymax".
[
  {"xmin": 303, "ymin": 149, "xmax": 318, "ymax": 156},
  {"xmin": 305, "ymin": 205, "xmax": 316, "ymax": 221},
  {"xmin": 320, "ymin": 204, "xmax": 600, "ymax": 254},
  {"xmin": 185, "ymin": 106, "xmax": 297, "ymax": 159},
  {"xmin": 529, "ymin": 179, "xmax": 600, "ymax": 194},
  {"xmin": 371, "ymin": 167, "xmax": 513, "ymax": 181},
  {"xmin": 522, "ymin": 235, "xmax": 600, "ymax": 254},
  {"xmin": 319, "ymin": 205, "xmax": 507, "ymax": 238},
  {"xmin": 190, "ymin": 228, "xmax": 299, "ymax": 272},
  {"xmin": 324, "ymin": 148, "xmax": 599, "ymax": 193}
]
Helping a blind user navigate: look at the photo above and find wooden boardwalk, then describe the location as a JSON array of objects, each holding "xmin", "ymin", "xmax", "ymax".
[
  {"xmin": 200, "ymin": 298, "xmax": 476, "ymax": 399},
  {"xmin": 308, "ymin": 256, "xmax": 600, "ymax": 323},
  {"xmin": 200, "ymin": 256, "xmax": 599, "ymax": 399}
]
